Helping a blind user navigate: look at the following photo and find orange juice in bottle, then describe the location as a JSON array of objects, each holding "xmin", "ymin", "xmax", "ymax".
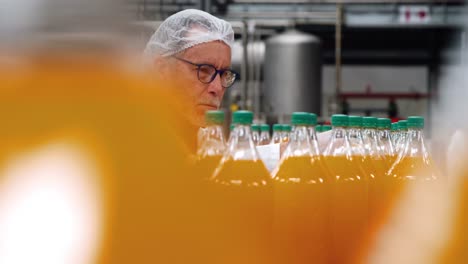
[
  {"xmin": 210, "ymin": 110, "xmax": 274, "ymax": 264},
  {"xmin": 362, "ymin": 117, "xmax": 389, "ymax": 175},
  {"xmin": 385, "ymin": 116, "xmax": 439, "ymax": 228},
  {"xmin": 361, "ymin": 117, "xmax": 390, "ymax": 226},
  {"xmin": 272, "ymin": 112, "xmax": 329, "ymax": 264},
  {"xmin": 323, "ymin": 114, "xmax": 369, "ymax": 264},
  {"xmin": 388, "ymin": 116, "xmax": 439, "ymax": 185},
  {"xmin": 372, "ymin": 118, "xmax": 398, "ymax": 220},
  {"xmin": 347, "ymin": 116, "xmax": 376, "ymax": 182},
  {"xmin": 195, "ymin": 110, "xmax": 226, "ymax": 179}
]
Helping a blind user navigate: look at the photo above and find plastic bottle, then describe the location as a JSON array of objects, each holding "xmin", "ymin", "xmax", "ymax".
[
  {"xmin": 347, "ymin": 116, "xmax": 379, "ymax": 218},
  {"xmin": 252, "ymin": 124, "xmax": 261, "ymax": 145},
  {"xmin": 210, "ymin": 110, "xmax": 274, "ymax": 263},
  {"xmin": 258, "ymin": 124, "xmax": 271, "ymax": 146},
  {"xmin": 282, "ymin": 124, "xmax": 292, "ymax": 143},
  {"xmin": 271, "ymin": 124, "xmax": 283, "ymax": 144},
  {"xmin": 272, "ymin": 112, "xmax": 329, "ymax": 263},
  {"xmin": 391, "ymin": 122, "xmax": 399, "ymax": 147},
  {"xmin": 196, "ymin": 110, "xmax": 226, "ymax": 179},
  {"xmin": 395, "ymin": 120, "xmax": 408, "ymax": 154},
  {"xmin": 362, "ymin": 117, "xmax": 388, "ymax": 175},
  {"xmin": 387, "ymin": 116, "xmax": 439, "ymax": 184},
  {"xmin": 377, "ymin": 118, "xmax": 396, "ymax": 166},
  {"xmin": 347, "ymin": 116, "xmax": 367, "ymax": 158},
  {"xmin": 323, "ymin": 114, "xmax": 369, "ymax": 264},
  {"xmin": 306, "ymin": 113, "xmax": 321, "ymax": 154}
]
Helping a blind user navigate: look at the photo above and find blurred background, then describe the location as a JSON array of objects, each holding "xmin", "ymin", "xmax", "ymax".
[{"xmin": 131, "ymin": 0, "xmax": 468, "ymax": 128}]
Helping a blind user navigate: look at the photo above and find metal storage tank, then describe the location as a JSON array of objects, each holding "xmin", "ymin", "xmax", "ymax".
[{"xmin": 264, "ymin": 30, "xmax": 322, "ymax": 118}]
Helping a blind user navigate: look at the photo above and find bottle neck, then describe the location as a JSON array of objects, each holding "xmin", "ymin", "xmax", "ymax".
[
  {"xmin": 400, "ymin": 128, "xmax": 428, "ymax": 158},
  {"xmin": 308, "ymin": 126, "xmax": 318, "ymax": 140},
  {"xmin": 324, "ymin": 126, "xmax": 352, "ymax": 156},
  {"xmin": 378, "ymin": 129, "xmax": 395, "ymax": 156},
  {"xmin": 333, "ymin": 126, "xmax": 347, "ymax": 139},
  {"xmin": 347, "ymin": 126, "xmax": 364, "ymax": 142},
  {"xmin": 198, "ymin": 124, "xmax": 226, "ymax": 156},
  {"xmin": 362, "ymin": 127, "xmax": 380, "ymax": 154},
  {"xmin": 282, "ymin": 126, "xmax": 319, "ymax": 157},
  {"xmin": 380, "ymin": 129, "xmax": 391, "ymax": 140},
  {"xmin": 227, "ymin": 124, "xmax": 260, "ymax": 160},
  {"xmin": 259, "ymin": 130, "xmax": 270, "ymax": 145},
  {"xmin": 363, "ymin": 128, "xmax": 377, "ymax": 138}
]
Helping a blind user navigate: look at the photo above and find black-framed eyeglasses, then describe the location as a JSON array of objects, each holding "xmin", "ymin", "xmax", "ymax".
[{"xmin": 172, "ymin": 56, "xmax": 239, "ymax": 88}]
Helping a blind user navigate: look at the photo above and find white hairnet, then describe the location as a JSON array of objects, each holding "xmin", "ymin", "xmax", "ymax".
[{"xmin": 144, "ymin": 9, "xmax": 234, "ymax": 59}]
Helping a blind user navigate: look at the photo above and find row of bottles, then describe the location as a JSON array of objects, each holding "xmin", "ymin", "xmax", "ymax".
[
  {"xmin": 231, "ymin": 120, "xmax": 332, "ymax": 147},
  {"xmin": 195, "ymin": 110, "xmax": 438, "ymax": 264}
]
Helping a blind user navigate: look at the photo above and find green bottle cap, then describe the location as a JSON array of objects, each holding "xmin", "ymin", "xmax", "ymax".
[
  {"xmin": 205, "ymin": 110, "xmax": 224, "ymax": 125},
  {"xmin": 362, "ymin": 117, "xmax": 377, "ymax": 128},
  {"xmin": 260, "ymin": 124, "xmax": 270, "ymax": 132},
  {"xmin": 251, "ymin": 124, "xmax": 261, "ymax": 132},
  {"xmin": 407, "ymin": 116, "xmax": 424, "ymax": 129},
  {"xmin": 391, "ymin": 123, "xmax": 398, "ymax": 131},
  {"xmin": 282, "ymin": 124, "xmax": 292, "ymax": 132},
  {"xmin": 232, "ymin": 110, "xmax": 253, "ymax": 125},
  {"xmin": 331, "ymin": 114, "xmax": 348, "ymax": 127},
  {"xmin": 291, "ymin": 112, "xmax": 313, "ymax": 126},
  {"xmin": 348, "ymin": 116, "xmax": 363, "ymax": 127},
  {"xmin": 315, "ymin": 125, "xmax": 323, "ymax": 133},
  {"xmin": 377, "ymin": 118, "xmax": 392, "ymax": 129},
  {"xmin": 308, "ymin": 113, "xmax": 318, "ymax": 126},
  {"xmin": 322, "ymin": 125, "xmax": 332, "ymax": 132},
  {"xmin": 273, "ymin": 124, "xmax": 283, "ymax": 132},
  {"xmin": 398, "ymin": 120, "xmax": 408, "ymax": 130}
]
